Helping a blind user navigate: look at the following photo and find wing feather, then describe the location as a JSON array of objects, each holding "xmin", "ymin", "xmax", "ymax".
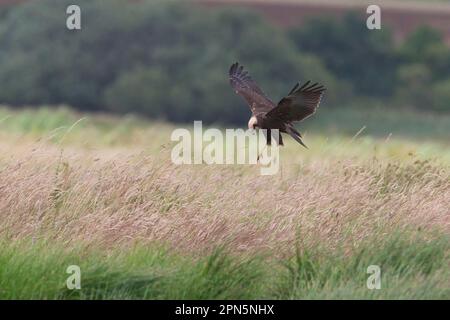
[
  {"xmin": 265, "ymin": 80, "xmax": 326, "ymax": 123},
  {"xmin": 229, "ymin": 62, "xmax": 275, "ymax": 115}
]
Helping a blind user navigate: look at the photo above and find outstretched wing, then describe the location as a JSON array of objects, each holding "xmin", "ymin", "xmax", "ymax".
[
  {"xmin": 229, "ymin": 62, "xmax": 275, "ymax": 115},
  {"xmin": 265, "ymin": 81, "xmax": 325, "ymax": 123}
]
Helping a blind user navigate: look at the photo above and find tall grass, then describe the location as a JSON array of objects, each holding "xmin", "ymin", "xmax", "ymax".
[
  {"xmin": 0, "ymin": 233, "xmax": 448, "ymax": 299},
  {"xmin": 0, "ymin": 105, "xmax": 448, "ymax": 299}
]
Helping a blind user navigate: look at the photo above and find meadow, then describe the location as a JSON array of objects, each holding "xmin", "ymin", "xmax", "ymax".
[{"xmin": 0, "ymin": 105, "xmax": 449, "ymax": 299}]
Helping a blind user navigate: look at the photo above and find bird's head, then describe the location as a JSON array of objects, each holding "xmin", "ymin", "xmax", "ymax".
[{"xmin": 248, "ymin": 116, "xmax": 258, "ymax": 130}]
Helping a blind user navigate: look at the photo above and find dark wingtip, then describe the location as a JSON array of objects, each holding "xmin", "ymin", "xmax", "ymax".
[
  {"xmin": 289, "ymin": 82, "xmax": 300, "ymax": 95},
  {"xmin": 294, "ymin": 80, "xmax": 327, "ymax": 94},
  {"xmin": 229, "ymin": 62, "xmax": 239, "ymax": 75},
  {"xmin": 297, "ymin": 137, "xmax": 308, "ymax": 149},
  {"xmin": 229, "ymin": 62, "xmax": 246, "ymax": 77},
  {"xmin": 298, "ymin": 80, "xmax": 311, "ymax": 91},
  {"xmin": 305, "ymin": 82, "xmax": 319, "ymax": 91}
]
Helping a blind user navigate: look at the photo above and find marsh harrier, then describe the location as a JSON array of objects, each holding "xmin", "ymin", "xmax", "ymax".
[{"xmin": 229, "ymin": 62, "xmax": 325, "ymax": 148}]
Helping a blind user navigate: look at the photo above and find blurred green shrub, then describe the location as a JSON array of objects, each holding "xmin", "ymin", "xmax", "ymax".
[
  {"xmin": 0, "ymin": 0, "xmax": 448, "ymax": 122},
  {"xmin": 395, "ymin": 27, "xmax": 450, "ymax": 111},
  {"xmin": 0, "ymin": 0, "xmax": 341, "ymax": 124},
  {"xmin": 289, "ymin": 15, "xmax": 450, "ymax": 113},
  {"xmin": 288, "ymin": 14, "xmax": 398, "ymax": 98},
  {"xmin": 430, "ymin": 79, "xmax": 450, "ymax": 112},
  {"xmin": 398, "ymin": 26, "xmax": 450, "ymax": 79},
  {"xmin": 394, "ymin": 63, "xmax": 433, "ymax": 108}
]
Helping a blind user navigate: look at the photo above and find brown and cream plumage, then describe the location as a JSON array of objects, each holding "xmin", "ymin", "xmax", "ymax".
[{"xmin": 229, "ymin": 62, "xmax": 325, "ymax": 148}]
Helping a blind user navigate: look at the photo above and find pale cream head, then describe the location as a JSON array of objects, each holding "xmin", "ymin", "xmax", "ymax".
[{"xmin": 248, "ymin": 116, "xmax": 258, "ymax": 129}]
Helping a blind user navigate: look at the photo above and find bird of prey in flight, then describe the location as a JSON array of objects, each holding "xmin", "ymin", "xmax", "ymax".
[{"xmin": 229, "ymin": 62, "xmax": 325, "ymax": 148}]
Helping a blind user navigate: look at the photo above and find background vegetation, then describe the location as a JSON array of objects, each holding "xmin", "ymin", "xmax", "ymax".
[{"xmin": 0, "ymin": 0, "xmax": 449, "ymax": 125}]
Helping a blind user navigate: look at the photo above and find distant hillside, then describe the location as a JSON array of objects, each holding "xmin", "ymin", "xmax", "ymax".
[
  {"xmin": 198, "ymin": 0, "xmax": 450, "ymax": 44},
  {"xmin": 0, "ymin": 0, "xmax": 24, "ymax": 4},
  {"xmin": 2, "ymin": 0, "xmax": 449, "ymax": 44}
]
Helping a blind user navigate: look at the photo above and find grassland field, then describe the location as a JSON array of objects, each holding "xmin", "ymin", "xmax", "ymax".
[{"xmin": 0, "ymin": 105, "xmax": 449, "ymax": 299}]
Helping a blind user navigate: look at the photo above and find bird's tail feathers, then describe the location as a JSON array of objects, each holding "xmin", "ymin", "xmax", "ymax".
[
  {"xmin": 287, "ymin": 123, "xmax": 302, "ymax": 138},
  {"xmin": 286, "ymin": 126, "xmax": 307, "ymax": 149}
]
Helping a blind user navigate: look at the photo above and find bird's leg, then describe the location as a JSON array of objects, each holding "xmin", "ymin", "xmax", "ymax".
[{"xmin": 257, "ymin": 144, "xmax": 267, "ymax": 163}]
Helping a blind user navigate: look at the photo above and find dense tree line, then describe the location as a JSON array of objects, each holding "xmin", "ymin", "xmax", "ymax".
[
  {"xmin": 0, "ymin": 0, "xmax": 448, "ymax": 125},
  {"xmin": 289, "ymin": 15, "xmax": 450, "ymax": 113}
]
